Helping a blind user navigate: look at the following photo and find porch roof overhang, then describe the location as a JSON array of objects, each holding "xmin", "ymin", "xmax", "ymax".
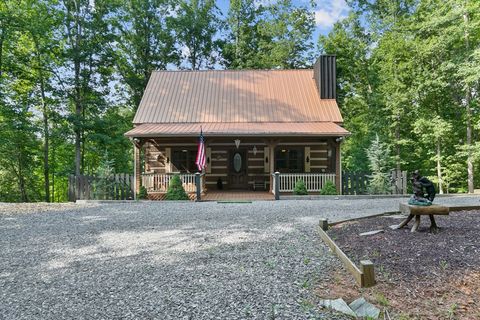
[{"xmin": 125, "ymin": 122, "xmax": 350, "ymax": 138}]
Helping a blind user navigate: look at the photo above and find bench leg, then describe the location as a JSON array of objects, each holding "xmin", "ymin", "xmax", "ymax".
[
  {"xmin": 411, "ymin": 215, "xmax": 421, "ymax": 232},
  {"xmin": 396, "ymin": 214, "xmax": 414, "ymax": 229},
  {"xmin": 429, "ymin": 214, "xmax": 439, "ymax": 233}
]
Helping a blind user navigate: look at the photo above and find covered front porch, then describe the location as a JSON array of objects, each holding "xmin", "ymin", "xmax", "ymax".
[
  {"xmin": 130, "ymin": 135, "xmax": 344, "ymax": 200},
  {"xmin": 141, "ymin": 172, "xmax": 338, "ymax": 200}
]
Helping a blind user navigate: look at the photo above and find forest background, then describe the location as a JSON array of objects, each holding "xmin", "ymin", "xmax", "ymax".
[{"xmin": 0, "ymin": 0, "xmax": 479, "ymax": 202}]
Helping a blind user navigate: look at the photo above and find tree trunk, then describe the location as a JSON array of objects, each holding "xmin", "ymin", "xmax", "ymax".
[
  {"xmin": 0, "ymin": 30, "xmax": 4, "ymax": 77},
  {"xmin": 436, "ymin": 139, "xmax": 443, "ymax": 194},
  {"xmin": 17, "ymin": 151, "xmax": 28, "ymax": 202},
  {"xmin": 463, "ymin": 5, "xmax": 474, "ymax": 193},
  {"xmin": 395, "ymin": 120, "xmax": 401, "ymax": 172},
  {"xmin": 74, "ymin": 4, "xmax": 82, "ymax": 177},
  {"xmin": 51, "ymin": 142, "xmax": 55, "ymax": 202},
  {"xmin": 466, "ymin": 102, "xmax": 474, "ymax": 193},
  {"xmin": 34, "ymin": 39, "xmax": 50, "ymax": 202}
]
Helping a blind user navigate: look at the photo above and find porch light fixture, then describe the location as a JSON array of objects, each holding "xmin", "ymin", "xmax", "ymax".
[
  {"xmin": 265, "ymin": 156, "xmax": 269, "ymax": 163},
  {"xmin": 253, "ymin": 145, "xmax": 257, "ymax": 156},
  {"xmin": 166, "ymin": 157, "xmax": 170, "ymax": 163},
  {"xmin": 207, "ymin": 157, "xmax": 210, "ymax": 164},
  {"xmin": 306, "ymin": 156, "xmax": 310, "ymax": 163},
  {"xmin": 327, "ymin": 150, "xmax": 332, "ymax": 158}
]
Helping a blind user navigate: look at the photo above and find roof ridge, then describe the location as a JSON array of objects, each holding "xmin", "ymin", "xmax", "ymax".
[{"xmin": 151, "ymin": 69, "xmax": 314, "ymax": 73}]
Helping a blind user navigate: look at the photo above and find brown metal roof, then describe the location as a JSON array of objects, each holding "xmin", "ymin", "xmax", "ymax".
[
  {"xmin": 125, "ymin": 122, "xmax": 349, "ymax": 137},
  {"xmin": 133, "ymin": 70, "xmax": 343, "ymax": 124}
]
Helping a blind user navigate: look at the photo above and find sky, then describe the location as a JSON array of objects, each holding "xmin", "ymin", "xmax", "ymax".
[{"xmin": 216, "ymin": 0, "xmax": 351, "ymax": 41}]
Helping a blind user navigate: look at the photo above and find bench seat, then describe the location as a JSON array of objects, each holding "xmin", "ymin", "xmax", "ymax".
[{"xmin": 400, "ymin": 203, "xmax": 449, "ymax": 216}]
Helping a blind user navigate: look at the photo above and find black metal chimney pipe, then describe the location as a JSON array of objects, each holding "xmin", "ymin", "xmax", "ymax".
[{"xmin": 313, "ymin": 55, "xmax": 336, "ymax": 100}]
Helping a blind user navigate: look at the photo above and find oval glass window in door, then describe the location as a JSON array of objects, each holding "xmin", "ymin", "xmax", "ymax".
[{"xmin": 233, "ymin": 153, "xmax": 242, "ymax": 173}]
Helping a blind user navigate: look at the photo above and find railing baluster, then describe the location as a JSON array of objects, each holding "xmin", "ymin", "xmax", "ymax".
[{"xmin": 271, "ymin": 173, "xmax": 338, "ymax": 193}]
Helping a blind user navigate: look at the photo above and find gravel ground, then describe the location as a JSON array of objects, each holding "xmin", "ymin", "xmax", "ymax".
[{"xmin": 1, "ymin": 196, "xmax": 479, "ymax": 319}]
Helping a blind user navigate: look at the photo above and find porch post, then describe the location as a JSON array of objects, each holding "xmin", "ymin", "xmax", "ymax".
[
  {"xmin": 274, "ymin": 172, "xmax": 280, "ymax": 200},
  {"xmin": 134, "ymin": 141, "xmax": 141, "ymax": 199},
  {"xmin": 268, "ymin": 142, "xmax": 276, "ymax": 192},
  {"xmin": 335, "ymin": 139, "xmax": 342, "ymax": 194},
  {"xmin": 195, "ymin": 172, "xmax": 202, "ymax": 202}
]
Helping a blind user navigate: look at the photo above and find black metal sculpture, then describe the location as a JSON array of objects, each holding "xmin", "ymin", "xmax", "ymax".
[{"xmin": 408, "ymin": 170, "xmax": 436, "ymax": 206}]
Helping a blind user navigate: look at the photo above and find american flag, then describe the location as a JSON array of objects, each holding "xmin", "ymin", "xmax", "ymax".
[{"xmin": 195, "ymin": 129, "xmax": 206, "ymax": 171}]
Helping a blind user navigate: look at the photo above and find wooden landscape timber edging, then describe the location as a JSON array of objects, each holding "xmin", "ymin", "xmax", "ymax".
[{"xmin": 317, "ymin": 219, "xmax": 376, "ymax": 288}]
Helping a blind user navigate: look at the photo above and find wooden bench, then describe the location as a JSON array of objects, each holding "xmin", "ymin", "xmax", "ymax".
[
  {"xmin": 396, "ymin": 203, "xmax": 449, "ymax": 233},
  {"xmin": 253, "ymin": 181, "xmax": 266, "ymax": 191}
]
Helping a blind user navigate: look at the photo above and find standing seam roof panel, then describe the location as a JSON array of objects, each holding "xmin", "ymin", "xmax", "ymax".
[{"xmin": 133, "ymin": 70, "xmax": 343, "ymax": 124}]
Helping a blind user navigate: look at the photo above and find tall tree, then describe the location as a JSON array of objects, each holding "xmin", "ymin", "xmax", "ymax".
[
  {"xmin": 173, "ymin": 0, "xmax": 222, "ymax": 70},
  {"xmin": 222, "ymin": 0, "xmax": 316, "ymax": 69},
  {"xmin": 222, "ymin": 0, "xmax": 260, "ymax": 69},
  {"xmin": 413, "ymin": 0, "xmax": 480, "ymax": 192},
  {"xmin": 256, "ymin": 0, "xmax": 315, "ymax": 68},
  {"xmin": 25, "ymin": 0, "xmax": 62, "ymax": 202},
  {"xmin": 319, "ymin": 13, "xmax": 378, "ymax": 171},
  {"xmin": 59, "ymin": 0, "xmax": 114, "ymax": 176},
  {"xmin": 113, "ymin": 0, "xmax": 179, "ymax": 107}
]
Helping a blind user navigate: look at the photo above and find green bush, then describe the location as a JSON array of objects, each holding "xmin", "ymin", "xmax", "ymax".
[
  {"xmin": 165, "ymin": 174, "xmax": 189, "ymax": 200},
  {"xmin": 293, "ymin": 179, "xmax": 308, "ymax": 195},
  {"xmin": 320, "ymin": 180, "xmax": 337, "ymax": 195},
  {"xmin": 137, "ymin": 186, "xmax": 148, "ymax": 200}
]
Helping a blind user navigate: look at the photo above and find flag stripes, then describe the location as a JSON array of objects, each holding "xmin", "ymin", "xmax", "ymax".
[{"xmin": 195, "ymin": 130, "xmax": 206, "ymax": 171}]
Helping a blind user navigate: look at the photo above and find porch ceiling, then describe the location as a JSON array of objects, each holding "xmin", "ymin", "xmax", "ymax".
[{"xmin": 125, "ymin": 122, "xmax": 350, "ymax": 138}]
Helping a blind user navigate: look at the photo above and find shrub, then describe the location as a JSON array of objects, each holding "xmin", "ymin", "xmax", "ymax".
[
  {"xmin": 320, "ymin": 180, "xmax": 337, "ymax": 195},
  {"xmin": 366, "ymin": 134, "xmax": 392, "ymax": 194},
  {"xmin": 137, "ymin": 186, "xmax": 148, "ymax": 200},
  {"xmin": 293, "ymin": 179, "xmax": 308, "ymax": 195},
  {"xmin": 165, "ymin": 174, "xmax": 189, "ymax": 200}
]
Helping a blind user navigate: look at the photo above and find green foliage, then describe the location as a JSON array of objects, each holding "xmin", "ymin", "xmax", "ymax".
[
  {"xmin": 2, "ymin": 0, "xmax": 480, "ymax": 203},
  {"xmin": 137, "ymin": 186, "xmax": 148, "ymax": 200},
  {"xmin": 320, "ymin": 0, "xmax": 480, "ymax": 192},
  {"xmin": 320, "ymin": 180, "xmax": 337, "ymax": 195},
  {"xmin": 222, "ymin": 0, "xmax": 315, "ymax": 69},
  {"xmin": 367, "ymin": 135, "xmax": 392, "ymax": 194},
  {"xmin": 173, "ymin": 0, "xmax": 222, "ymax": 70},
  {"xmin": 165, "ymin": 175, "xmax": 189, "ymax": 200},
  {"xmin": 293, "ymin": 179, "xmax": 308, "ymax": 195},
  {"xmin": 112, "ymin": 0, "xmax": 179, "ymax": 107}
]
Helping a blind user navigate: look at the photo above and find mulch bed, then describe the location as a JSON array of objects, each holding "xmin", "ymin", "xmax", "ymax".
[{"xmin": 316, "ymin": 211, "xmax": 480, "ymax": 319}]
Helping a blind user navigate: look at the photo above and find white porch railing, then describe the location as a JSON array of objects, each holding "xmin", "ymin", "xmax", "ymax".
[
  {"xmin": 141, "ymin": 173, "xmax": 202, "ymax": 193},
  {"xmin": 273, "ymin": 173, "xmax": 336, "ymax": 193}
]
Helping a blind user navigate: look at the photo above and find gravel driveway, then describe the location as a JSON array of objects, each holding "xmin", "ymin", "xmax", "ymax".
[{"xmin": 1, "ymin": 196, "xmax": 479, "ymax": 319}]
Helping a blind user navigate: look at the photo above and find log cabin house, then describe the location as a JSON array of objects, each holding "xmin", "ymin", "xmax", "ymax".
[{"xmin": 125, "ymin": 55, "xmax": 349, "ymax": 199}]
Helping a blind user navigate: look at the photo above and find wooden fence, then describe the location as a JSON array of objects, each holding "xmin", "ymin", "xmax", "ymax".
[
  {"xmin": 68, "ymin": 174, "xmax": 134, "ymax": 201},
  {"xmin": 342, "ymin": 170, "xmax": 408, "ymax": 195},
  {"xmin": 342, "ymin": 172, "xmax": 370, "ymax": 195}
]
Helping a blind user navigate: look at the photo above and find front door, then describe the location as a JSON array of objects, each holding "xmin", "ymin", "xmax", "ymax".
[{"xmin": 229, "ymin": 149, "xmax": 248, "ymax": 189}]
